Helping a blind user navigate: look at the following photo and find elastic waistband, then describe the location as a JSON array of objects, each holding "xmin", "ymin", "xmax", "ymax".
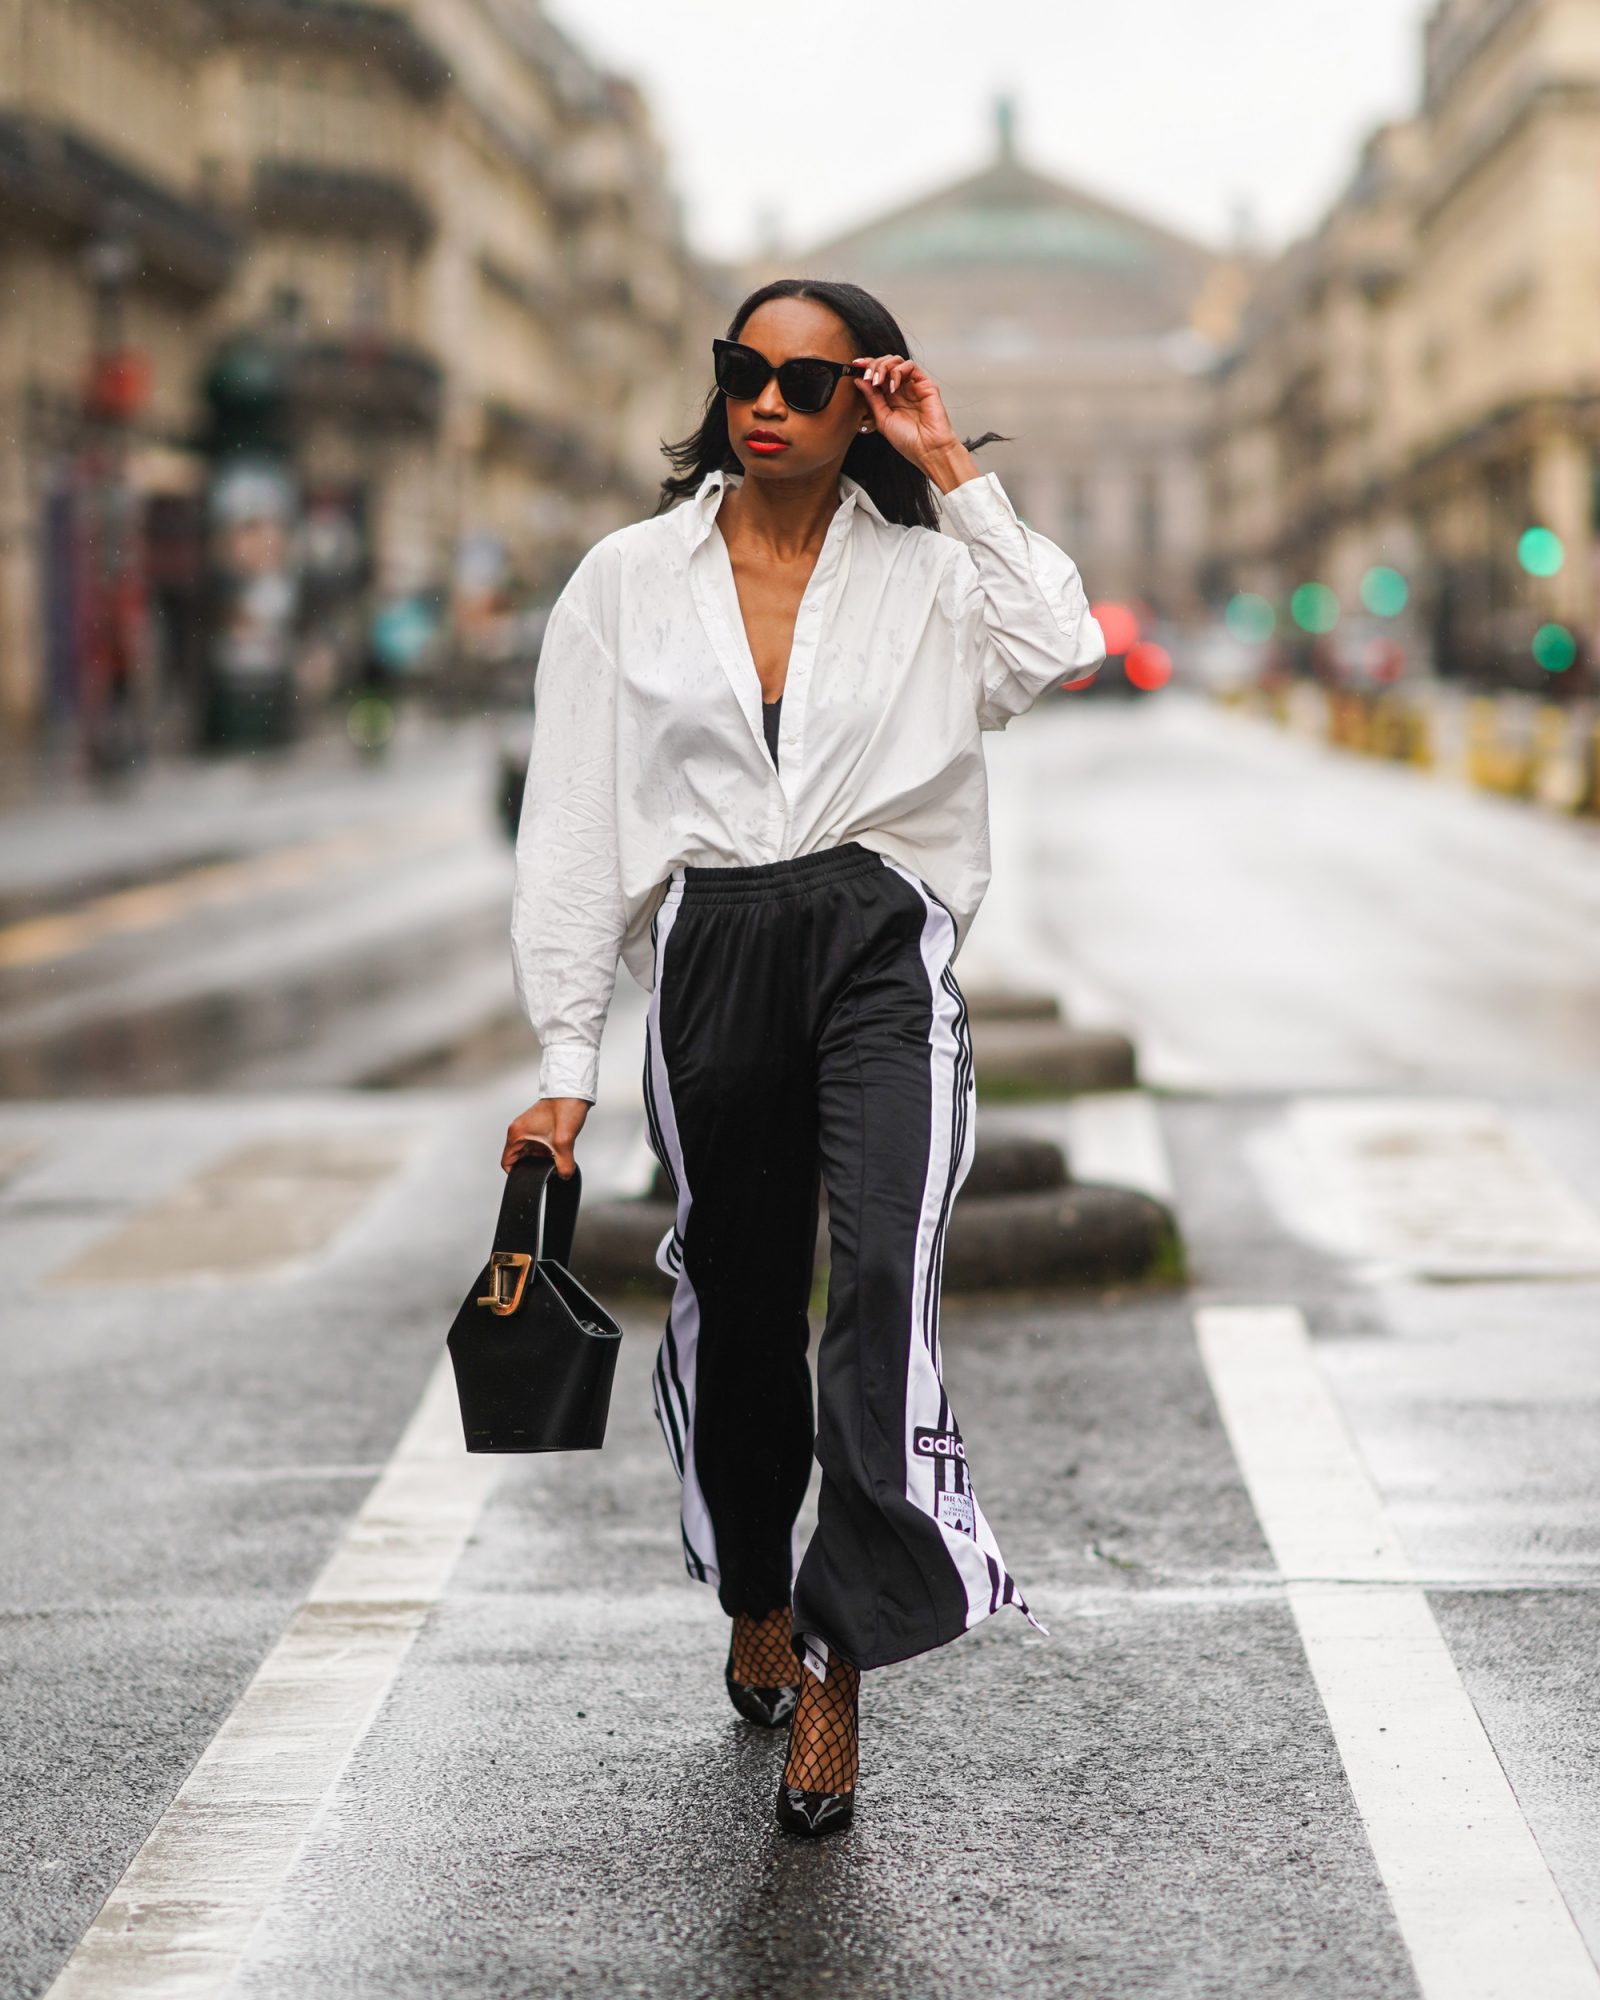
[{"xmin": 675, "ymin": 841, "xmax": 883, "ymax": 905}]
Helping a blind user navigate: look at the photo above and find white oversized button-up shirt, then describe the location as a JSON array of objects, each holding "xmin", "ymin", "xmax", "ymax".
[{"xmin": 510, "ymin": 463, "xmax": 1106, "ymax": 1102}]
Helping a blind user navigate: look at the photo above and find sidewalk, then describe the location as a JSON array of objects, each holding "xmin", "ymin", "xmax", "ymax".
[
  {"xmin": 1225, "ymin": 676, "xmax": 1600, "ymax": 821},
  {"xmin": 0, "ymin": 705, "xmax": 466, "ymax": 912}
]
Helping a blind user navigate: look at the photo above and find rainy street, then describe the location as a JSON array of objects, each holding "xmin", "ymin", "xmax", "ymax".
[
  {"xmin": 9, "ymin": 0, "xmax": 1600, "ymax": 1987},
  {"xmin": 6, "ymin": 693, "xmax": 1600, "ymax": 1998}
]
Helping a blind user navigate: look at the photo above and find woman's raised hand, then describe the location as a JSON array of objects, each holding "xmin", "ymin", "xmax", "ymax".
[
  {"xmin": 502, "ymin": 1097, "xmax": 590, "ymax": 1178},
  {"xmin": 852, "ymin": 355, "xmax": 975, "ymax": 490}
]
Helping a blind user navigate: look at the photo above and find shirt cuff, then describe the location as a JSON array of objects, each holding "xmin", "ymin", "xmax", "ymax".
[
  {"xmin": 937, "ymin": 469, "xmax": 1023, "ymax": 542},
  {"xmin": 538, "ymin": 1041, "xmax": 600, "ymax": 1103}
]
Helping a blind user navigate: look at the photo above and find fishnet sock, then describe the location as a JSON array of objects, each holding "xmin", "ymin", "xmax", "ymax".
[
  {"xmin": 784, "ymin": 1656, "xmax": 860, "ymax": 1795},
  {"xmin": 730, "ymin": 1608, "xmax": 800, "ymax": 1688}
]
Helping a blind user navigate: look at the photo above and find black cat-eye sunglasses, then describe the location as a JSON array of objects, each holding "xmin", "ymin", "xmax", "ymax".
[{"xmin": 712, "ymin": 337, "xmax": 869, "ymax": 415}]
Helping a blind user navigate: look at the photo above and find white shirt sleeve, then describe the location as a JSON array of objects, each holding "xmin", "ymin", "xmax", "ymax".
[
  {"xmin": 937, "ymin": 469, "xmax": 1107, "ymax": 732},
  {"xmin": 508, "ymin": 580, "xmax": 625, "ymax": 1103}
]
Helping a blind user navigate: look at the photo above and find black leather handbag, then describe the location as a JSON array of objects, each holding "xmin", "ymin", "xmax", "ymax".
[{"xmin": 446, "ymin": 1141, "xmax": 621, "ymax": 1452}]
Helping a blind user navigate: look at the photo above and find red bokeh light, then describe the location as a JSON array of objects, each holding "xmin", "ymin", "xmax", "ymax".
[
  {"xmin": 1367, "ymin": 636, "xmax": 1406, "ymax": 682},
  {"xmin": 1125, "ymin": 641, "xmax": 1172, "ymax": 691},
  {"xmin": 1091, "ymin": 600, "xmax": 1141, "ymax": 655},
  {"xmin": 83, "ymin": 349, "xmax": 151, "ymax": 422}
]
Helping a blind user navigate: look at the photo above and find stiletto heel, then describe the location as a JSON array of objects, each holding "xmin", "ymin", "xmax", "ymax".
[
  {"xmin": 726, "ymin": 1608, "xmax": 801, "ymax": 1727},
  {"xmin": 775, "ymin": 1653, "xmax": 859, "ymax": 1838}
]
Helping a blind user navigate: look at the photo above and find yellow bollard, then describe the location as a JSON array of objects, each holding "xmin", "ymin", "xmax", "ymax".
[
  {"xmin": 1532, "ymin": 706, "xmax": 1586, "ymax": 812},
  {"xmin": 1405, "ymin": 698, "xmax": 1434, "ymax": 769},
  {"xmin": 1373, "ymin": 694, "xmax": 1408, "ymax": 760},
  {"xmin": 1465, "ymin": 698, "xmax": 1500, "ymax": 790}
]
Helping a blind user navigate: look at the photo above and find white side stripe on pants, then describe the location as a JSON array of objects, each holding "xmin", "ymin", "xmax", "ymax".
[
  {"xmin": 642, "ymin": 876, "xmax": 720, "ymax": 1587},
  {"xmin": 884, "ymin": 859, "xmax": 1043, "ymax": 1637}
]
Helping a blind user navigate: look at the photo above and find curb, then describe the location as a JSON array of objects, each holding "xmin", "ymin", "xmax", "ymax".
[
  {"xmin": 579, "ymin": 1139, "xmax": 1179, "ymax": 1299},
  {"xmin": 961, "ymin": 986, "xmax": 1063, "ymax": 1024},
  {"xmin": 644, "ymin": 1131, "xmax": 1067, "ymax": 1207},
  {"xmin": 572, "ymin": 1180, "xmax": 1177, "ymax": 1298},
  {"xmin": 943, "ymin": 1181, "xmax": 1177, "ymax": 1292},
  {"xmin": 580, "ymin": 988, "xmax": 1173, "ymax": 1298}
]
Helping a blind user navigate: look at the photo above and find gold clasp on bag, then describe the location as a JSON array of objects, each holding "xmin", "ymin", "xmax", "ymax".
[{"xmin": 478, "ymin": 1250, "xmax": 533, "ymax": 1316}]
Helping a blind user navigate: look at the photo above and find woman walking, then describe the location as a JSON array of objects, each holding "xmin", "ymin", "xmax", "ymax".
[{"xmin": 504, "ymin": 277, "xmax": 1105, "ymax": 1837}]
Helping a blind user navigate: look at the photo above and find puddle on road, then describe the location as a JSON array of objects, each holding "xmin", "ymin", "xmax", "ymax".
[
  {"xmin": 0, "ymin": 849, "xmax": 238, "ymax": 933},
  {"xmin": 0, "ymin": 909, "xmax": 507, "ymax": 1098}
]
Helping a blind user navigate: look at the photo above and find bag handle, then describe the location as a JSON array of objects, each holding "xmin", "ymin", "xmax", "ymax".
[{"xmin": 497, "ymin": 1139, "xmax": 582, "ymax": 1268}]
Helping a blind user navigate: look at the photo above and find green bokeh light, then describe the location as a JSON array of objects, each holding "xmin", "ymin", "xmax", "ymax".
[
  {"xmin": 1360, "ymin": 566, "xmax": 1408, "ymax": 616},
  {"xmin": 1531, "ymin": 623, "xmax": 1576, "ymax": 673},
  {"xmin": 1518, "ymin": 526, "xmax": 1565, "ymax": 577},
  {"xmin": 1224, "ymin": 592, "xmax": 1276, "ymax": 643},
  {"xmin": 1290, "ymin": 582, "xmax": 1339, "ymax": 635}
]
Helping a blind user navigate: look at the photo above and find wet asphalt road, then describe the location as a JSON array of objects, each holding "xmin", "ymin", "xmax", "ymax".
[
  {"xmin": 968, "ymin": 692, "xmax": 1600, "ymax": 1092},
  {"xmin": 0, "ymin": 715, "xmax": 518, "ymax": 1097},
  {"xmin": 4, "ymin": 694, "xmax": 1600, "ymax": 1997}
]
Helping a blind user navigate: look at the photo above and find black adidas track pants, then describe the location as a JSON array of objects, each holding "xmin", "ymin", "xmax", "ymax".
[{"xmin": 641, "ymin": 840, "xmax": 1038, "ymax": 1676}]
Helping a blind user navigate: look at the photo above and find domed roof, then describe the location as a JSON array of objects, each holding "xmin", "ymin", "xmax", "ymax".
[
  {"xmin": 800, "ymin": 98, "xmax": 1216, "ymax": 327},
  {"xmin": 863, "ymin": 172, "xmax": 1160, "ymax": 274}
]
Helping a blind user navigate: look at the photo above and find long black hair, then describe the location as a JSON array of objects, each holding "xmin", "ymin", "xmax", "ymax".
[{"xmin": 655, "ymin": 277, "xmax": 1010, "ymax": 531}]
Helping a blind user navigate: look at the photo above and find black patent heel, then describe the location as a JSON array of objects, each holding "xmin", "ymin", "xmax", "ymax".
[
  {"xmin": 725, "ymin": 1649, "xmax": 800, "ymax": 1727},
  {"xmin": 726, "ymin": 1609, "xmax": 801, "ymax": 1727},
  {"xmin": 775, "ymin": 1654, "xmax": 859, "ymax": 1838}
]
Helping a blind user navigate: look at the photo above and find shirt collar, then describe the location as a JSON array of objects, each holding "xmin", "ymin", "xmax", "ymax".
[{"xmin": 677, "ymin": 464, "xmax": 890, "ymax": 552}]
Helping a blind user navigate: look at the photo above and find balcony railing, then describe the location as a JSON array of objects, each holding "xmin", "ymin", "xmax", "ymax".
[
  {"xmin": 0, "ymin": 112, "xmax": 240, "ymax": 294},
  {"xmin": 250, "ymin": 160, "xmax": 434, "ymax": 247},
  {"xmin": 480, "ymin": 400, "xmax": 617, "ymax": 494},
  {"xmin": 286, "ymin": 333, "xmax": 443, "ymax": 431},
  {"xmin": 211, "ymin": 0, "xmax": 450, "ymax": 99}
]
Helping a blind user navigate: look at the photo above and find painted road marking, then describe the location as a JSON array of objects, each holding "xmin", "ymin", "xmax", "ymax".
[
  {"xmin": 1196, "ymin": 1304, "xmax": 1600, "ymax": 2000},
  {"xmin": 1272, "ymin": 1098, "xmax": 1600, "ymax": 1279},
  {"xmin": 0, "ymin": 806, "xmax": 474, "ymax": 971},
  {"xmin": 45, "ymin": 1133, "xmax": 415, "ymax": 1284},
  {"xmin": 42, "ymin": 1354, "xmax": 499, "ymax": 2000}
]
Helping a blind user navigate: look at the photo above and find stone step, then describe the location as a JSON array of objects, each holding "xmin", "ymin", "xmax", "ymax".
[
  {"xmin": 961, "ymin": 986, "xmax": 1063, "ymax": 1023},
  {"xmin": 646, "ymin": 1131, "xmax": 1068, "ymax": 1207},
  {"xmin": 971, "ymin": 1020, "xmax": 1137, "ymax": 1097},
  {"xmin": 573, "ymin": 1176, "xmax": 1178, "ymax": 1299}
]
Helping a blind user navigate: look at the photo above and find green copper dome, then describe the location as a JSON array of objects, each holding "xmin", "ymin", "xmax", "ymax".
[{"xmin": 869, "ymin": 200, "xmax": 1155, "ymax": 272}]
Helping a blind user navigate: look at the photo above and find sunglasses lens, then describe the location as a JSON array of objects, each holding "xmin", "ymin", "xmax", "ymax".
[
  {"xmin": 778, "ymin": 361, "xmax": 835, "ymax": 412},
  {"xmin": 715, "ymin": 347, "xmax": 767, "ymax": 400}
]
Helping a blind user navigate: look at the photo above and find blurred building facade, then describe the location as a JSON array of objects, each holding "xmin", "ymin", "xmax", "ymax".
[
  {"xmin": 0, "ymin": 0, "xmax": 725, "ymax": 746},
  {"xmin": 758, "ymin": 100, "xmax": 1257, "ymax": 621},
  {"xmin": 1203, "ymin": 0, "xmax": 1600, "ymax": 686}
]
